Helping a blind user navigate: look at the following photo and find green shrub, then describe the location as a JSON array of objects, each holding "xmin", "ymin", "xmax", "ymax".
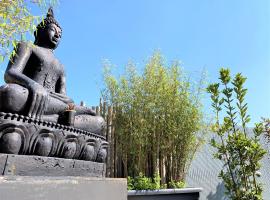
[
  {"xmin": 133, "ymin": 173, "xmax": 153, "ymax": 190},
  {"xmin": 207, "ymin": 68, "xmax": 266, "ymax": 200}
]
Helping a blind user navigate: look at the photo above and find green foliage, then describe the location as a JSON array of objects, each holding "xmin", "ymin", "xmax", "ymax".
[
  {"xmin": 127, "ymin": 172, "xmax": 185, "ymax": 190},
  {"xmin": 133, "ymin": 172, "xmax": 156, "ymax": 190},
  {"xmin": 127, "ymin": 176, "xmax": 134, "ymax": 190},
  {"xmin": 103, "ymin": 52, "xmax": 207, "ymax": 184},
  {"xmin": 207, "ymin": 68, "xmax": 266, "ymax": 200},
  {"xmin": 168, "ymin": 180, "xmax": 186, "ymax": 189},
  {"xmin": 0, "ymin": 0, "xmax": 57, "ymax": 62},
  {"xmin": 262, "ymin": 118, "xmax": 270, "ymax": 142}
]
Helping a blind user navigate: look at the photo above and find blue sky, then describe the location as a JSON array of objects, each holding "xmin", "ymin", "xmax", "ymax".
[{"xmin": 1, "ymin": 0, "xmax": 269, "ymax": 125}]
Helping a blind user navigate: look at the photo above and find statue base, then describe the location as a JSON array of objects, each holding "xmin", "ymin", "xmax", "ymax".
[
  {"xmin": 0, "ymin": 176, "xmax": 127, "ymax": 200},
  {"xmin": 0, "ymin": 112, "xmax": 108, "ymax": 162},
  {"xmin": 0, "ymin": 154, "xmax": 105, "ymax": 177}
]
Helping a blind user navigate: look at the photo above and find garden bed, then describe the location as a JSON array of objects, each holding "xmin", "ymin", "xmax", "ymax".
[{"xmin": 128, "ymin": 188, "xmax": 202, "ymax": 200}]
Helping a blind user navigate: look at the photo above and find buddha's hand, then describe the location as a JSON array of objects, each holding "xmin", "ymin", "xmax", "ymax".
[
  {"xmin": 49, "ymin": 92, "xmax": 74, "ymax": 104},
  {"xmin": 88, "ymin": 108, "xmax": 96, "ymax": 116},
  {"xmin": 28, "ymin": 83, "xmax": 49, "ymax": 119}
]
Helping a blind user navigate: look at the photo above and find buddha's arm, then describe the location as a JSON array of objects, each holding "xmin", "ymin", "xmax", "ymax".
[
  {"xmin": 4, "ymin": 42, "xmax": 48, "ymax": 119},
  {"xmin": 57, "ymin": 74, "xmax": 67, "ymax": 95},
  {"xmin": 51, "ymin": 75, "xmax": 74, "ymax": 104},
  {"xmin": 54, "ymin": 74, "xmax": 96, "ymax": 116},
  {"xmin": 5, "ymin": 42, "xmax": 36, "ymax": 87}
]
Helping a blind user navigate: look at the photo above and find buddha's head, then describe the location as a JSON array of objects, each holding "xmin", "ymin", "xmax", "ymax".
[{"xmin": 34, "ymin": 7, "xmax": 62, "ymax": 50}]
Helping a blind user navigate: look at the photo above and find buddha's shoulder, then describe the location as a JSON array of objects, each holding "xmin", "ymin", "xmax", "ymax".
[
  {"xmin": 14, "ymin": 42, "xmax": 35, "ymax": 53},
  {"xmin": 17, "ymin": 41, "xmax": 34, "ymax": 49}
]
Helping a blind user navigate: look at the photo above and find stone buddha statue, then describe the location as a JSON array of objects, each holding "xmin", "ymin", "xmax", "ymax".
[{"xmin": 0, "ymin": 8, "xmax": 105, "ymax": 135}]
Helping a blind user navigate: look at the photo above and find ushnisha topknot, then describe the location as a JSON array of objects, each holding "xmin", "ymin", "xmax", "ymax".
[{"xmin": 35, "ymin": 7, "xmax": 62, "ymax": 36}]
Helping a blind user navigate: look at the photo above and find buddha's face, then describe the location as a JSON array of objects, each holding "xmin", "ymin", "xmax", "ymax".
[{"xmin": 42, "ymin": 23, "xmax": 62, "ymax": 49}]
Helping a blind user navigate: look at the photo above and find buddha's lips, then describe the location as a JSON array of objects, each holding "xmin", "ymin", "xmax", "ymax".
[{"xmin": 52, "ymin": 38, "xmax": 59, "ymax": 43}]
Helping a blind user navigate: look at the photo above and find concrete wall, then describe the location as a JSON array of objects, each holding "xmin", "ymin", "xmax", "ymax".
[{"xmin": 0, "ymin": 176, "xmax": 127, "ymax": 200}]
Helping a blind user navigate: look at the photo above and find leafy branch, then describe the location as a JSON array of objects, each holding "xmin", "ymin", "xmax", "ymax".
[
  {"xmin": 207, "ymin": 68, "xmax": 266, "ymax": 200},
  {"xmin": 0, "ymin": 0, "xmax": 58, "ymax": 63}
]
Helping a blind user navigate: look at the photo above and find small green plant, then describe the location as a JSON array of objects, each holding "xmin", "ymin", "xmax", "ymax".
[
  {"xmin": 133, "ymin": 172, "xmax": 160, "ymax": 190},
  {"xmin": 160, "ymin": 183, "xmax": 168, "ymax": 189},
  {"xmin": 152, "ymin": 172, "xmax": 161, "ymax": 189},
  {"xmin": 127, "ymin": 176, "xmax": 134, "ymax": 190},
  {"xmin": 127, "ymin": 172, "xmax": 184, "ymax": 190},
  {"xmin": 133, "ymin": 172, "xmax": 154, "ymax": 190},
  {"xmin": 168, "ymin": 180, "xmax": 186, "ymax": 189},
  {"xmin": 207, "ymin": 68, "xmax": 266, "ymax": 200}
]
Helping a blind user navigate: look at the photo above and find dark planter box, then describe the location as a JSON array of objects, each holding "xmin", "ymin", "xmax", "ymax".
[{"xmin": 128, "ymin": 188, "xmax": 202, "ymax": 200}]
